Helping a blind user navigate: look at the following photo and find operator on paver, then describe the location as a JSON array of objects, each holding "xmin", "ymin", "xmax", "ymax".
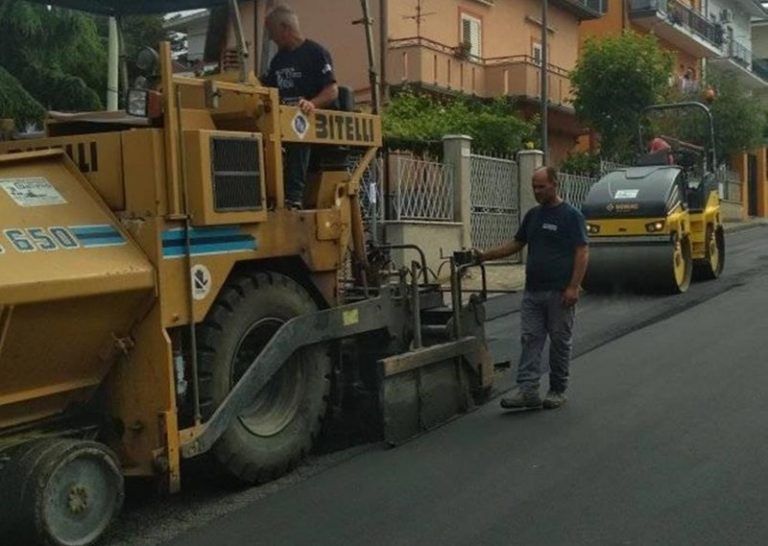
[
  {"xmin": 473, "ymin": 166, "xmax": 589, "ymax": 410},
  {"xmin": 263, "ymin": 4, "xmax": 339, "ymax": 209}
]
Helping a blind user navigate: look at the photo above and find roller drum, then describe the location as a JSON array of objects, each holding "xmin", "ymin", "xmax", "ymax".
[{"xmin": 583, "ymin": 235, "xmax": 692, "ymax": 294}]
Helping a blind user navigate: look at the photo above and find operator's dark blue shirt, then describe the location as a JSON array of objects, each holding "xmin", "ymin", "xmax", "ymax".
[
  {"xmin": 263, "ymin": 39, "xmax": 336, "ymax": 106},
  {"xmin": 515, "ymin": 202, "xmax": 589, "ymax": 292}
]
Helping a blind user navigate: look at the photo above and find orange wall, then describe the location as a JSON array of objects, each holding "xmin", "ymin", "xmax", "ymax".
[{"xmin": 579, "ymin": 0, "xmax": 702, "ymax": 78}]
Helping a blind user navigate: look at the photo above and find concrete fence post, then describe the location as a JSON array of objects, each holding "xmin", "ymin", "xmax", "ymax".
[
  {"xmin": 516, "ymin": 150, "xmax": 544, "ymax": 263},
  {"xmin": 443, "ymin": 135, "xmax": 473, "ymax": 248},
  {"xmin": 517, "ymin": 150, "xmax": 544, "ymax": 217}
]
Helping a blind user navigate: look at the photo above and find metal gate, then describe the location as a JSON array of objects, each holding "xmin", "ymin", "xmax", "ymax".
[{"xmin": 469, "ymin": 153, "xmax": 519, "ymax": 260}]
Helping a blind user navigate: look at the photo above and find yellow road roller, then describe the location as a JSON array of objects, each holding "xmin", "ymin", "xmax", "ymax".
[
  {"xmin": 0, "ymin": 2, "xmax": 494, "ymax": 544},
  {"xmin": 582, "ymin": 102, "xmax": 725, "ymax": 293}
]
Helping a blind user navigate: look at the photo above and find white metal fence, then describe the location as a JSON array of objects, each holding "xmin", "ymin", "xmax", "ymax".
[
  {"xmin": 391, "ymin": 156, "xmax": 454, "ymax": 221},
  {"xmin": 559, "ymin": 172, "xmax": 598, "ymax": 210},
  {"xmin": 717, "ymin": 169, "xmax": 743, "ymax": 203},
  {"xmin": 347, "ymin": 153, "xmax": 384, "ymax": 224},
  {"xmin": 470, "ymin": 153, "xmax": 519, "ymax": 254}
]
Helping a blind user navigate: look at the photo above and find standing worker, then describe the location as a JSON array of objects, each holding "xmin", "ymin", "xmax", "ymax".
[
  {"xmin": 474, "ymin": 166, "xmax": 589, "ymax": 409},
  {"xmin": 263, "ymin": 4, "xmax": 339, "ymax": 209}
]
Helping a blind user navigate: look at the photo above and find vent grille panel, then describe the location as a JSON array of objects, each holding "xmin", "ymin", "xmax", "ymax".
[{"xmin": 211, "ymin": 137, "xmax": 262, "ymax": 211}]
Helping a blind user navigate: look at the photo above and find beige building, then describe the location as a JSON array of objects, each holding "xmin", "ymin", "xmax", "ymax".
[{"xmin": 260, "ymin": 0, "xmax": 606, "ymax": 164}]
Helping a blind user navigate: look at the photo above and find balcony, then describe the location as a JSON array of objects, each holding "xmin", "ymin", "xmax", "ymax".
[
  {"xmin": 709, "ymin": 39, "xmax": 768, "ymax": 90},
  {"xmin": 550, "ymin": 0, "xmax": 606, "ymax": 20},
  {"xmin": 387, "ymin": 37, "xmax": 573, "ymax": 111},
  {"xmin": 629, "ymin": 0, "xmax": 724, "ymax": 58}
]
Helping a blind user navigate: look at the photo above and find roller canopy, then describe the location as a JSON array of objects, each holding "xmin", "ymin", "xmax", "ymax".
[
  {"xmin": 582, "ymin": 166, "xmax": 683, "ymax": 220},
  {"xmin": 24, "ymin": 0, "xmax": 228, "ymax": 16}
]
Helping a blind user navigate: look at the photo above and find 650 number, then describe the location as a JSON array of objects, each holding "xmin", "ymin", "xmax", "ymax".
[{"xmin": 3, "ymin": 227, "xmax": 79, "ymax": 253}]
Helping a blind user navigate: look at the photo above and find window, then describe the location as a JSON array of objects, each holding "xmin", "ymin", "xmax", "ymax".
[
  {"xmin": 461, "ymin": 14, "xmax": 482, "ymax": 57},
  {"xmin": 532, "ymin": 42, "xmax": 543, "ymax": 66}
]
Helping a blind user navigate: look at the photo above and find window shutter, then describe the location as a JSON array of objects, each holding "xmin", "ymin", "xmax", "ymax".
[
  {"xmin": 532, "ymin": 42, "xmax": 542, "ymax": 66},
  {"xmin": 471, "ymin": 19, "xmax": 481, "ymax": 56},
  {"xmin": 461, "ymin": 15, "xmax": 481, "ymax": 57},
  {"xmin": 462, "ymin": 18, "xmax": 472, "ymax": 46}
]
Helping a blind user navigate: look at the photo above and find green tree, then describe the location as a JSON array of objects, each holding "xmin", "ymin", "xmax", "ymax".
[
  {"xmin": 570, "ymin": 32, "xmax": 674, "ymax": 162},
  {"xmin": 0, "ymin": 1, "xmax": 171, "ymax": 126},
  {"xmin": 0, "ymin": 1, "xmax": 106, "ymax": 115},
  {"xmin": 383, "ymin": 89, "xmax": 536, "ymax": 156},
  {"xmin": 647, "ymin": 74, "xmax": 765, "ymax": 165},
  {"xmin": 0, "ymin": 66, "xmax": 45, "ymax": 127},
  {"xmin": 706, "ymin": 73, "xmax": 765, "ymax": 162}
]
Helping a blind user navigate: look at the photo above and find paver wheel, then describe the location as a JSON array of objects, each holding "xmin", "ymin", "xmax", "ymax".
[
  {"xmin": 197, "ymin": 272, "xmax": 332, "ymax": 483},
  {"xmin": 0, "ymin": 439, "xmax": 123, "ymax": 546}
]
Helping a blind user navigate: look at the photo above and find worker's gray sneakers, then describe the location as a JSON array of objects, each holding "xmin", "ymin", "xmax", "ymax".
[
  {"xmin": 500, "ymin": 389, "xmax": 542, "ymax": 409},
  {"xmin": 543, "ymin": 390, "xmax": 567, "ymax": 409}
]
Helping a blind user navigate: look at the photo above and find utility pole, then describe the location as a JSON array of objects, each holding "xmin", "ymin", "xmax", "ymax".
[
  {"xmin": 107, "ymin": 17, "xmax": 119, "ymax": 111},
  {"xmin": 541, "ymin": 0, "xmax": 549, "ymax": 164},
  {"xmin": 355, "ymin": 0, "xmax": 381, "ymax": 114}
]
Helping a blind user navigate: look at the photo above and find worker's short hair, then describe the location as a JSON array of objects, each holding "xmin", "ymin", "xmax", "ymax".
[
  {"xmin": 535, "ymin": 166, "xmax": 559, "ymax": 185},
  {"xmin": 266, "ymin": 4, "xmax": 300, "ymax": 30}
]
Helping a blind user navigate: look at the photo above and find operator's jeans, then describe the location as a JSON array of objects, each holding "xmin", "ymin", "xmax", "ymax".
[
  {"xmin": 517, "ymin": 290, "xmax": 576, "ymax": 394},
  {"xmin": 285, "ymin": 143, "xmax": 311, "ymax": 203}
]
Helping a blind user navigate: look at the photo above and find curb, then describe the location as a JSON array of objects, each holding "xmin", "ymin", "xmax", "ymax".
[{"xmin": 723, "ymin": 221, "xmax": 768, "ymax": 234}]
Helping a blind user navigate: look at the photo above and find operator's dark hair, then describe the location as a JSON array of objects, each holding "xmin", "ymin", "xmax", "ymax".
[{"xmin": 535, "ymin": 165, "xmax": 559, "ymax": 185}]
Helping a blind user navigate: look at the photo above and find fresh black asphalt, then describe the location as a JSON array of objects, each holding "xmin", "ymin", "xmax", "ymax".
[{"xmin": 160, "ymin": 227, "xmax": 768, "ymax": 546}]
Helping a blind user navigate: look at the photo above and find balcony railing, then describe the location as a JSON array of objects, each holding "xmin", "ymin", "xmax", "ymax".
[
  {"xmin": 630, "ymin": 0, "xmax": 723, "ymax": 49},
  {"xmin": 727, "ymin": 39, "xmax": 752, "ymax": 70},
  {"xmin": 752, "ymin": 58, "xmax": 768, "ymax": 81},
  {"xmin": 715, "ymin": 39, "xmax": 768, "ymax": 85},
  {"xmin": 388, "ymin": 37, "xmax": 573, "ymax": 106}
]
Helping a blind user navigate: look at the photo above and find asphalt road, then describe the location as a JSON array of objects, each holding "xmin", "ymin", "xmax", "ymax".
[{"xmin": 106, "ymin": 225, "xmax": 768, "ymax": 546}]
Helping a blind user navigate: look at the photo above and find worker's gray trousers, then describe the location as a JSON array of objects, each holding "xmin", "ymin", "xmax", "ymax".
[{"xmin": 517, "ymin": 290, "xmax": 576, "ymax": 394}]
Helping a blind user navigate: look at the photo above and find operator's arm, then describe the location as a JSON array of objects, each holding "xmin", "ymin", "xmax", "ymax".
[
  {"xmin": 478, "ymin": 209, "xmax": 531, "ymax": 263},
  {"xmin": 299, "ymin": 43, "xmax": 339, "ymax": 114},
  {"xmin": 301, "ymin": 83, "xmax": 339, "ymax": 111},
  {"xmin": 478, "ymin": 239, "xmax": 525, "ymax": 263}
]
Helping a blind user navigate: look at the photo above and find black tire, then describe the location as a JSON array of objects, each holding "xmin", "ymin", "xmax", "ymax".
[
  {"xmin": 0, "ymin": 439, "xmax": 123, "ymax": 546},
  {"xmin": 197, "ymin": 272, "xmax": 332, "ymax": 484},
  {"xmin": 693, "ymin": 225, "xmax": 725, "ymax": 281}
]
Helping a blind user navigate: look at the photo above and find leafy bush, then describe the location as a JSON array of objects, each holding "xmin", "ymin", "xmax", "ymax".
[
  {"xmin": 383, "ymin": 89, "xmax": 537, "ymax": 156},
  {"xmin": 559, "ymin": 151, "xmax": 601, "ymax": 176}
]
